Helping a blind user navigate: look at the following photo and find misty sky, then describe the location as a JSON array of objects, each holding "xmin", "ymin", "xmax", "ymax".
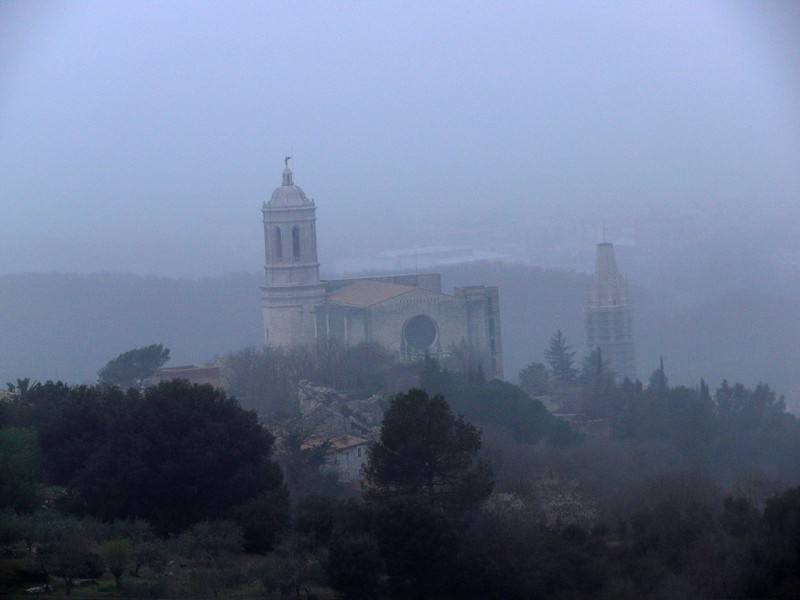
[{"xmin": 1, "ymin": 0, "xmax": 799, "ymax": 277}]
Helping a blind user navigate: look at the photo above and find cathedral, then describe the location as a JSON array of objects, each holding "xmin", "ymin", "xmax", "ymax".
[{"xmin": 261, "ymin": 161, "xmax": 504, "ymax": 378}]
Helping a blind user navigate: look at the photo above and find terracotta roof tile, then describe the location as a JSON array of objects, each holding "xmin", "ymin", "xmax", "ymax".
[{"xmin": 327, "ymin": 279, "xmax": 415, "ymax": 307}]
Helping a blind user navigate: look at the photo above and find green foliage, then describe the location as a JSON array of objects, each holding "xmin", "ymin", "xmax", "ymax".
[
  {"xmin": 65, "ymin": 380, "xmax": 286, "ymax": 536},
  {"xmin": 5, "ymin": 377, "xmax": 40, "ymax": 398},
  {"xmin": 100, "ymin": 538, "xmax": 130, "ymax": 590},
  {"xmin": 98, "ymin": 344, "xmax": 170, "ymax": 389},
  {"xmin": 38, "ymin": 532, "xmax": 102, "ymax": 596},
  {"xmin": 518, "ymin": 361, "xmax": 551, "ymax": 396},
  {"xmin": 648, "ymin": 357, "xmax": 668, "ymax": 392},
  {"xmin": 454, "ymin": 502, "xmax": 606, "ymax": 600},
  {"xmin": 442, "ymin": 340, "xmax": 487, "ymax": 384},
  {"xmin": 422, "ymin": 359, "xmax": 577, "ymax": 446},
  {"xmin": 257, "ymin": 534, "xmax": 328, "ymax": 598},
  {"xmin": 4, "ymin": 348, "xmax": 800, "ymax": 599},
  {"xmin": 130, "ymin": 539, "xmax": 167, "ymax": 578},
  {"xmin": 545, "ymin": 330, "xmax": 578, "ymax": 386},
  {"xmin": 326, "ymin": 532, "xmax": 387, "ymax": 600},
  {"xmin": 0, "ymin": 427, "xmax": 42, "ymax": 511},
  {"xmin": 176, "ymin": 520, "xmax": 244, "ymax": 563},
  {"xmin": 229, "ymin": 487, "xmax": 290, "ymax": 553},
  {"xmin": 419, "ymin": 353, "xmax": 453, "ymax": 397},
  {"xmin": 119, "ymin": 576, "xmax": 168, "ymax": 599},
  {"xmin": 758, "ymin": 485, "xmax": 800, "ymax": 596},
  {"xmin": 315, "ymin": 339, "xmax": 396, "ymax": 393},
  {"xmin": 371, "ymin": 496, "xmax": 458, "ymax": 599},
  {"xmin": 31, "ymin": 382, "xmax": 123, "ymax": 486},
  {"xmin": 174, "ymin": 520, "xmax": 247, "ymax": 599},
  {"xmin": 224, "ymin": 345, "xmax": 312, "ymax": 418},
  {"xmin": 277, "ymin": 424, "xmax": 339, "ymax": 500},
  {"xmin": 365, "ymin": 388, "xmax": 493, "ymax": 514},
  {"xmin": 579, "ymin": 347, "xmax": 612, "ymax": 386},
  {"xmin": 607, "ymin": 371, "xmax": 800, "ymax": 485},
  {"xmin": 293, "ymin": 494, "xmax": 346, "ymax": 548},
  {"xmin": 364, "ymin": 389, "xmax": 495, "ymax": 599},
  {"xmin": 225, "ymin": 341, "xmax": 396, "ymax": 419},
  {"xmin": 450, "ymin": 378, "xmax": 578, "ymax": 446}
]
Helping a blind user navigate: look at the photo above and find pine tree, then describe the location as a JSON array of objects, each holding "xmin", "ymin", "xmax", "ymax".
[{"xmin": 544, "ymin": 330, "xmax": 577, "ymax": 386}]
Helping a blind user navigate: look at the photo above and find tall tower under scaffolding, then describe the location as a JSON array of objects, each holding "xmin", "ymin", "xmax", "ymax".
[{"xmin": 585, "ymin": 242, "xmax": 637, "ymax": 381}]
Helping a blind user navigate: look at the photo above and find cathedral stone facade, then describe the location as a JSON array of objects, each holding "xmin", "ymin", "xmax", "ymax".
[{"xmin": 261, "ymin": 163, "xmax": 503, "ymax": 378}]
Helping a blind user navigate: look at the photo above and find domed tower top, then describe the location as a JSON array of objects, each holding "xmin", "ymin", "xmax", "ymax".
[{"xmin": 267, "ymin": 157, "xmax": 314, "ymax": 208}]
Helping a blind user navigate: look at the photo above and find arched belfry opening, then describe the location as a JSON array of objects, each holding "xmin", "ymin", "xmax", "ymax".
[
  {"xmin": 292, "ymin": 226, "xmax": 301, "ymax": 261},
  {"xmin": 273, "ymin": 227, "xmax": 283, "ymax": 261}
]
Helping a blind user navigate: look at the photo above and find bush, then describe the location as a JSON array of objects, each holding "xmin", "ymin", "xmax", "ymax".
[{"xmin": 121, "ymin": 576, "xmax": 168, "ymax": 599}]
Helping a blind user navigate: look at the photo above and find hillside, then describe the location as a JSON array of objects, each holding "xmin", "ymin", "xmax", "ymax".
[
  {"xmin": 1, "ymin": 266, "xmax": 798, "ymax": 409},
  {"xmin": 0, "ymin": 272, "xmax": 263, "ymax": 383}
]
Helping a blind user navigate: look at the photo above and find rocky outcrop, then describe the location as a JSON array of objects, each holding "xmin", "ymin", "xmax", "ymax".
[{"xmin": 295, "ymin": 380, "xmax": 384, "ymax": 439}]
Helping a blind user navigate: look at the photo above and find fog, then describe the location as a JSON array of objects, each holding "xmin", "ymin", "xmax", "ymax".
[
  {"xmin": 2, "ymin": 0, "xmax": 798, "ymax": 274},
  {"xmin": 1, "ymin": 1, "xmax": 799, "ymax": 399}
]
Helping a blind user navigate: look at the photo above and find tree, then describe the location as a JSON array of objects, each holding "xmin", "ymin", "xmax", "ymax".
[
  {"xmin": 579, "ymin": 347, "xmax": 613, "ymax": 385},
  {"xmin": 544, "ymin": 330, "xmax": 577, "ymax": 386},
  {"xmin": 99, "ymin": 539, "xmax": 130, "ymax": 591},
  {"xmin": 326, "ymin": 532, "xmax": 387, "ymax": 600},
  {"xmin": 532, "ymin": 470, "xmax": 597, "ymax": 531},
  {"xmin": 175, "ymin": 520, "xmax": 246, "ymax": 600},
  {"xmin": 364, "ymin": 388, "xmax": 493, "ymax": 514},
  {"xmin": 365, "ymin": 390, "xmax": 492, "ymax": 599},
  {"xmin": 418, "ymin": 354, "xmax": 453, "ymax": 398},
  {"xmin": 315, "ymin": 339, "xmax": 395, "ymax": 393},
  {"xmin": 760, "ymin": 485, "xmax": 800, "ymax": 595},
  {"xmin": 34, "ymin": 383, "xmax": 119, "ymax": 486},
  {"xmin": 0, "ymin": 427, "xmax": 42, "ymax": 511},
  {"xmin": 5, "ymin": 377, "xmax": 40, "ymax": 399},
  {"xmin": 257, "ymin": 534, "xmax": 328, "ymax": 599},
  {"xmin": 72, "ymin": 380, "xmax": 287, "ymax": 537},
  {"xmin": 443, "ymin": 340, "xmax": 487, "ymax": 384},
  {"xmin": 648, "ymin": 356, "xmax": 668, "ymax": 392},
  {"xmin": 224, "ymin": 345, "xmax": 312, "ymax": 418},
  {"xmin": 276, "ymin": 423, "xmax": 338, "ymax": 500},
  {"xmin": 98, "ymin": 344, "xmax": 170, "ymax": 389},
  {"xmin": 130, "ymin": 539, "xmax": 166, "ymax": 577},
  {"xmin": 518, "ymin": 362, "xmax": 551, "ymax": 397},
  {"xmin": 36, "ymin": 520, "xmax": 102, "ymax": 597}
]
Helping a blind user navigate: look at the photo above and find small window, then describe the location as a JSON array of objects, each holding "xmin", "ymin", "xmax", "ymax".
[
  {"xmin": 357, "ymin": 447, "xmax": 361, "ymax": 457},
  {"xmin": 292, "ymin": 226, "xmax": 301, "ymax": 260}
]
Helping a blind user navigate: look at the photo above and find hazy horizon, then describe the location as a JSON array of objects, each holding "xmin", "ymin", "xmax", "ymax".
[
  {"xmin": 1, "ymin": 1, "xmax": 799, "ymax": 278},
  {"xmin": 2, "ymin": 1, "xmax": 799, "ymax": 404}
]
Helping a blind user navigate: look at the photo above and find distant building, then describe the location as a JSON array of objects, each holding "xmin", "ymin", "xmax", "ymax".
[
  {"xmin": 151, "ymin": 365, "xmax": 222, "ymax": 388},
  {"xmin": 261, "ymin": 161, "xmax": 503, "ymax": 378},
  {"xmin": 585, "ymin": 242, "xmax": 637, "ymax": 380},
  {"xmin": 335, "ymin": 245, "xmax": 512, "ymax": 274},
  {"xmin": 303, "ymin": 435, "xmax": 370, "ymax": 483}
]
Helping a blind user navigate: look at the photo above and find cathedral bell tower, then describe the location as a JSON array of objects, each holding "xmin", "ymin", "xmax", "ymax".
[
  {"xmin": 585, "ymin": 241, "xmax": 637, "ymax": 380},
  {"xmin": 261, "ymin": 159, "xmax": 326, "ymax": 346}
]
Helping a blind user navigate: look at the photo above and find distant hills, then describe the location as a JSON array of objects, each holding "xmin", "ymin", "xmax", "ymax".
[
  {"xmin": 0, "ymin": 272, "xmax": 263, "ymax": 384},
  {"xmin": 1, "ymin": 264, "xmax": 797, "ymax": 410}
]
